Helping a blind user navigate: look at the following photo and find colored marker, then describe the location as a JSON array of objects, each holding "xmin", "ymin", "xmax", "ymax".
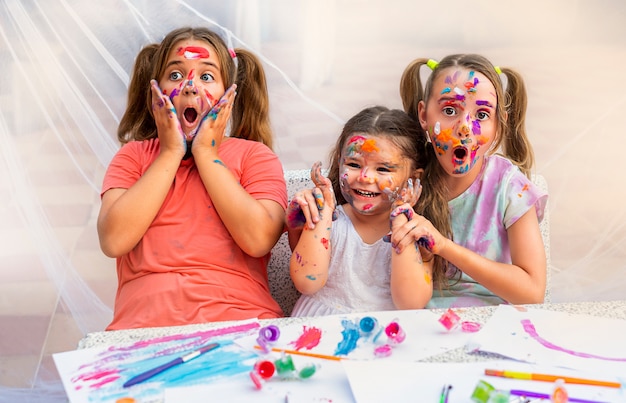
[
  {"xmin": 123, "ymin": 342, "xmax": 220, "ymax": 387},
  {"xmin": 439, "ymin": 384, "xmax": 452, "ymax": 403},
  {"xmin": 484, "ymin": 369, "xmax": 621, "ymax": 388},
  {"xmin": 510, "ymin": 389, "xmax": 609, "ymax": 403},
  {"xmin": 254, "ymin": 345, "xmax": 343, "ymax": 361}
]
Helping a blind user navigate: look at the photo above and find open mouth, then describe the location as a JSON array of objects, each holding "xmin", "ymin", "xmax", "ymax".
[
  {"xmin": 453, "ymin": 146, "xmax": 468, "ymax": 162},
  {"xmin": 183, "ymin": 107, "xmax": 199, "ymax": 124},
  {"xmin": 354, "ymin": 189, "xmax": 380, "ymax": 198}
]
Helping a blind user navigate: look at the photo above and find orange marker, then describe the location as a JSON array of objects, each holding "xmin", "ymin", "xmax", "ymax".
[
  {"xmin": 254, "ymin": 345, "xmax": 343, "ymax": 361},
  {"xmin": 484, "ymin": 369, "xmax": 621, "ymax": 388}
]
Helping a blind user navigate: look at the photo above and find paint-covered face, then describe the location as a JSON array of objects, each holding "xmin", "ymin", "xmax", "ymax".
[
  {"xmin": 159, "ymin": 39, "xmax": 226, "ymax": 139},
  {"xmin": 422, "ymin": 67, "xmax": 497, "ymax": 176},
  {"xmin": 339, "ymin": 134, "xmax": 412, "ymax": 215}
]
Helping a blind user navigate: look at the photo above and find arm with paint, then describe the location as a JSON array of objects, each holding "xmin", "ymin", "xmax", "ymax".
[
  {"xmin": 193, "ymin": 87, "xmax": 285, "ymax": 258},
  {"xmin": 440, "ymin": 208, "xmax": 546, "ymax": 304},
  {"xmin": 387, "ymin": 182, "xmax": 433, "ymax": 309},
  {"xmin": 98, "ymin": 81, "xmax": 187, "ymax": 257},
  {"xmin": 395, "ymin": 209, "xmax": 546, "ymax": 305},
  {"xmin": 286, "ymin": 162, "xmax": 336, "ymax": 250},
  {"xmin": 289, "ymin": 178, "xmax": 336, "ymax": 295}
]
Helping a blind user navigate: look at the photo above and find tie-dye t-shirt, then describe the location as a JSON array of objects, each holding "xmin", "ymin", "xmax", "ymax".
[{"xmin": 426, "ymin": 155, "xmax": 548, "ymax": 309}]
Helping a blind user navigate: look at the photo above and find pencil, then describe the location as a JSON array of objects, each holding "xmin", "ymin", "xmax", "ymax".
[
  {"xmin": 254, "ymin": 345, "xmax": 343, "ymax": 361},
  {"xmin": 484, "ymin": 369, "xmax": 621, "ymax": 388}
]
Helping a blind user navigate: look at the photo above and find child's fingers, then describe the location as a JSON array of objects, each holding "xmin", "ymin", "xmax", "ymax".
[
  {"xmin": 150, "ymin": 80, "xmax": 185, "ymax": 149},
  {"xmin": 389, "ymin": 217, "xmax": 433, "ymax": 253},
  {"xmin": 310, "ymin": 161, "xmax": 325, "ymax": 187},
  {"xmin": 192, "ymin": 85, "xmax": 237, "ymax": 139},
  {"xmin": 286, "ymin": 190, "xmax": 321, "ymax": 230},
  {"xmin": 301, "ymin": 190, "xmax": 323, "ymax": 227},
  {"xmin": 390, "ymin": 203, "xmax": 414, "ymax": 222},
  {"xmin": 207, "ymin": 84, "xmax": 236, "ymax": 121},
  {"xmin": 286, "ymin": 198, "xmax": 308, "ymax": 230}
]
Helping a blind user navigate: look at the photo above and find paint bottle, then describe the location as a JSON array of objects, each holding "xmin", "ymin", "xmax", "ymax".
[
  {"xmin": 438, "ymin": 308, "xmax": 461, "ymax": 331},
  {"xmin": 297, "ymin": 363, "xmax": 318, "ymax": 379},
  {"xmin": 256, "ymin": 325, "xmax": 281, "ymax": 353},
  {"xmin": 250, "ymin": 360, "xmax": 276, "ymax": 390},
  {"xmin": 470, "ymin": 380, "xmax": 495, "ymax": 403},
  {"xmin": 385, "ymin": 320, "xmax": 406, "ymax": 344},
  {"xmin": 359, "ymin": 316, "xmax": 384, "ymax": 343},
  {"xmin": 274, "ymin": 354, "xmax": 296, "ymax": 377},
  {"xmin": 551, "ymin": 379, "xmax": 569, "ymax": 403}
]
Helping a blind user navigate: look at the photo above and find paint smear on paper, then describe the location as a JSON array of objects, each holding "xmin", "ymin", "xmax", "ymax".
[
  {"xmin": 521, "ymin": 319, "xmax": 626, "ymax": 362},
  {"xmin": 290, "ymin": 326, "xmax": 322, "ymax": 351}
]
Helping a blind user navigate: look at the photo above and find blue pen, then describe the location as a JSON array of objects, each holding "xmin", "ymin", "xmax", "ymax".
[
  {"xmin": 123, "ymin": 342, "xmax": 220, "ymax": 388},
  {"xmin": 510, "ymin": 389, "xmax": 609, "ymax": 403}
]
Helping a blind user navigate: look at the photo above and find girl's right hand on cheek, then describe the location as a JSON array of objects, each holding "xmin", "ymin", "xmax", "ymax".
[
  {"xmin": 150, "ymin": 79, "xmax": 186, "ymax": 157},
  {"xmin": 286, "ymin": 162, "xmax": 336, "ymax": 231}
]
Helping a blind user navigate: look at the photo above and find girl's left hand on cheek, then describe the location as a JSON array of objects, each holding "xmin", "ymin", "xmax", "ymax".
[
  {"xmin": 386, "ymin": 178, "xmax": 422, "ymax": 207},
  {"xmin": 397, "ymin": 178, "xmax": 422, "ymax": 207},
  {"xmin": 191, "ymin": 84, "xmax": 237, "ymax": 155}
]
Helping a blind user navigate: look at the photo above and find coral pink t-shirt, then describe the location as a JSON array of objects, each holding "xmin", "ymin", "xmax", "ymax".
[{"xmin": 102, "ymin": 137, "xmax": 287, "ymax": 330}]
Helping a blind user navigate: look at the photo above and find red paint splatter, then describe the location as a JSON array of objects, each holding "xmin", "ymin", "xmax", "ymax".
[
  {"xmin": 177, "ymin": 46, "xmax": 210, "ymax": 59},
  {"xmin": 291, "ymin": 326, "xmax": 322, "ymax": 350},
  {"xmin": 321, "ymin": 238, "xmax": 329, "ymax": 249}
]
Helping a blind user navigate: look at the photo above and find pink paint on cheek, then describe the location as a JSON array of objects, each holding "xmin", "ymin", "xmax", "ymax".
[{"xmin": 204, "ymin": 89, "xmax": 217, "ymax": 107}]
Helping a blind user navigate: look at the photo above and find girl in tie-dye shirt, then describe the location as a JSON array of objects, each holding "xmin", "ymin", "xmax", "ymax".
[{"xmin": 399, "ymin": 53, "xmax": 548, "ymax": 308}]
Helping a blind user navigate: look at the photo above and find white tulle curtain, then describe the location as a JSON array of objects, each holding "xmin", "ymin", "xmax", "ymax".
[{"xmin": 1, "ymin": 0, "xmax": 624, "ymax": 400}]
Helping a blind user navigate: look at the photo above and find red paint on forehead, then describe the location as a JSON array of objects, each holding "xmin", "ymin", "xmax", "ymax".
[
  {"xmin": 347, "ymin": 135, "xmax": 366, "ymax": 144},
  {"xmin": 177, "ymin": 46, "xmax": 210, "ymax": 59}
]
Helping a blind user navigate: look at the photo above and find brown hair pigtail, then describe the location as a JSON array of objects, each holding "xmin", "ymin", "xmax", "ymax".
[
  {"xmin": 117, "ymin": 44, "xmax": 159, "ymax": 144},
  {"xmin": 230, "ymin": 48, "xmax": 273, "ymax": 150},
  {"xmin": 501, "ymin": 67, "xmax": 534, "ymax": 178}
]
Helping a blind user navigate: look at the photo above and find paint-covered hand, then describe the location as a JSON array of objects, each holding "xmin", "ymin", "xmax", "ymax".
[
  {"xmin": 310, "ymin": 161, "xmax": 337, "ymax": 217},
  {"xmin": 385, "ymin": 178, "xmax": 422, "ymax": 207},
  {"xmin": 285, "ymin": 162, "xmax": 336, "ymax": 231},
  {"xmin": 191, "ymin": 85, "xmax": 236, "ymax": 157},
  {"xmin": 387, "ymin": 204, "xmax": 442, "ymax": 260},
  {"xmin": 150, "ymin": 79, "xmax": 186, "ymax": 158}
]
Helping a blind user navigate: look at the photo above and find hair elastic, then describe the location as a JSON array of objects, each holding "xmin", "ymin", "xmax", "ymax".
[
  {"xmin": 426, "ymin": 59, "xmax": 439, "ymax": 70},
  {"xmin": 494, "ymin": 66, "xmax": 502, "ymax": 75},
  {"xmin": 228, "ymin": 48, "xmax": 237, "ymax": 58}
]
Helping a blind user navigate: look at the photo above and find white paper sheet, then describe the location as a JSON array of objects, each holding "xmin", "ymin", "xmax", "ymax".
[
  {"xmin": 53, "ymin": 320, "xmax": 262, "ymax": 403},
  {"xmin": 342, "ymin": 360, "xmax": 625, "ymax": 403},
  {"xmin": 164, "ymin": 355, "xmax": 355, "ymax": 403},
  {"xmin": 236, "ymin": 309, "xmax": 474, "ymax": 361},
  {"xmin": 467, "ymin": 305, "xmax": 626, "ymax": 374}
]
